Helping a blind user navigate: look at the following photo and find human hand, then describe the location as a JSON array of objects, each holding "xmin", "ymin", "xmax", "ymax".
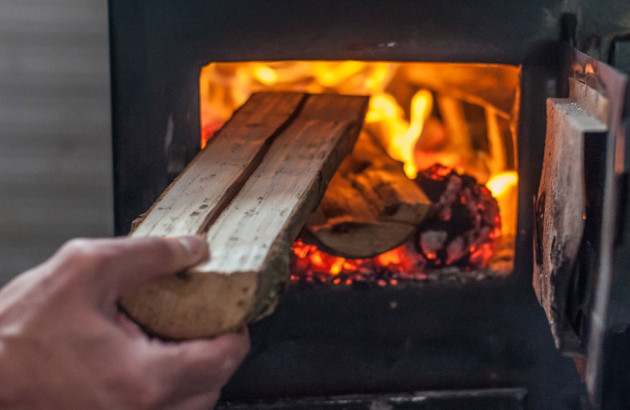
[{"xmin": 0, "ymin": 236, "xmax": 249, "ymax": 409}]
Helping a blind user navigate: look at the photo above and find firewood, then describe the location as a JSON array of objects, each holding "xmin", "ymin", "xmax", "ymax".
[
  {"xmin": 304, "ymin": 132, "xmax": 431, "ymax": 258},
  {"xmin": 120, "ymin": 92, "xmax": 369, "ymax": 339},
  {"xmin": 533, "ymin": 96, "xmax": 607, "ymax": 350},
  {"xmin": 413, "ymin": 165, "xmax": 501, "ymax": 269}
]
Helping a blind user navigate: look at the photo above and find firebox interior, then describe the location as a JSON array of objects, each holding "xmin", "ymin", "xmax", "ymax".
[{"xmin": 199, "ymin": 61, "xmax": 520, "ymax": 284}]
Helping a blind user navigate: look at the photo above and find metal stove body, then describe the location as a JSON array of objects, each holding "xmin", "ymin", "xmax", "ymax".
[{"xmin": 108, "ymin": 1, "xmax": 630, "ymax": 408}]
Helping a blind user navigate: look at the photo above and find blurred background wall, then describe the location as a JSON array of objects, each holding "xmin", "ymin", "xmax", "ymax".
[{"xmin": 0, "ymin": 0, "xmax": 112, "ymax": 285}]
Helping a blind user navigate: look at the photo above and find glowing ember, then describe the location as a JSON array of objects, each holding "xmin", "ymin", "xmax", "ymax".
[
  {"xmin": 290, "ymin": 165, "xmax": 502, "ymax": 284},
  {"xmin": 199, "ymin": 61, "xmax": 520, "ymax": 285},
  {"xmin": 414, "ymin": 164, "xmax": 500, "ymax": 269},
  {"xmin": 290, "ymin": 239, "xmax": 424, "ymax": 284}
]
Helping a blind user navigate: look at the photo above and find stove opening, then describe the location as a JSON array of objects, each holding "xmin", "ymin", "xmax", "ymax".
[{"xmin": 199, "ymin": 61, "xmax": 519, "ymax": 286}]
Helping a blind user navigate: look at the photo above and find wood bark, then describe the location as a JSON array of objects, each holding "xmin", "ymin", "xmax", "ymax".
[
  {"xmin": 120, "ymin": 92, "xmax": 369, "ymax": 339},
  {"xmin": 304, "ymin": 132, "xmax": 431, "ymax": 258},
  {"xmin": 533, "ymin": 97, "xmax": 606, "ymax": 351}
]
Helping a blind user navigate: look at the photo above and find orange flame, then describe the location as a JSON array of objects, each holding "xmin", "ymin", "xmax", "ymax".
[
  {"xmin": 289, "ymin": 239, "xmax": 422, "ymax": 282},
  {"xmin": 199, "ymin": 61, "xmax": 519, "ymax": 284},
  {"xmin": 289, "ymin": 165, "xmax": 503, "ymax": 283}
]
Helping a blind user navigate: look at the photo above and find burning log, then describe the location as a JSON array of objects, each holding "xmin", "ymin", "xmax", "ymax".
[
  {"xmin": 534, "ymin": 95, "xmax": 607, "ymax": 350},
  {"xmin": 304, "ymin": 132, "xmax": 431, "ymax": 258},
  {"xmin": 292, "ymin": 165, "xmax": 503, "ymax": 286},
  {"xmin": 414, "ymin": 165, "xmax": 501, "ymax": 269},
  {"xmin": 121, "ymin": 92, "xmax": 369, "ymax": 339}
]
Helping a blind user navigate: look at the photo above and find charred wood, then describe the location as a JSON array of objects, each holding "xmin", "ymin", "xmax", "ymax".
[{"xmin": 305, "ymin": 132, "xmax": 431, "ymax": 258}]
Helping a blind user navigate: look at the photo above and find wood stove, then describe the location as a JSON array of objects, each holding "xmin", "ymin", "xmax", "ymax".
[{"xmin": 108, "ymin": 1, "xmax": 629, "ymax": 408}]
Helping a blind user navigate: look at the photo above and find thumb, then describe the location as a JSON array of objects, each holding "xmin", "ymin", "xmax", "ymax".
[
  {"xmin": 52, "ymin": 236, "xmax": 209, "ymax": 300},
  {"xmin": 104, "ymin": 236, "xmax": 210, "ymax": 293}
]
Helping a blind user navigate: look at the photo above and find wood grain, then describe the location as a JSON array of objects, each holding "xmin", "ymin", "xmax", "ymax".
[
  {"xmin": 305, "ymin": 132, "xmax": 431, "ymax": 258},
  {"xmin": 533, "ymin": 97, "xmax": 607, "ymax": 350},
  {"xmin": 121, "ymin": 93, "xmax": 368, "ymax": 339},
  {"xmin": 131, "ymin": 92, "xmax": 307, "ymax": 237}
]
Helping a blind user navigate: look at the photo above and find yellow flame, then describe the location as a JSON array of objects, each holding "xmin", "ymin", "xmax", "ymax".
[
  {"xmin": 200, "ymin": 61, "xmax": 519, "ymax": 229},
  {"xmin": 486, "ymin": 171, "xmax": 518, "ymax": 197},
  {"xmin": 364, "ymin": 63, "xmax": 391, "ymax": 90},
  {"xmin": 391, "ymin": 90, "xmax": 433, "ymax": 178},
  {"xmin": 364, "ymin": 90, "xmax": 433, "ymax": 178},
  {"xmin": 253, "ymin": 64, "xmax": 278, "ymax": 85},
  {"xmin": 365, "ymin": 93, "xmax": 403, "ymax": 122},
  {"xmin": 200, "ymin": 60, "xmax": 521, "ymax": 261},
  {"xmin": 329, "ymin": 259, "xmax": 344, "ymax": 275},
  {"xmin": 313, "ymin": 61, "xmax": 364, "ymax": 87},
  {"xmin": 486, "ymin": 171, "xmax": 518, "ymax": 239}
]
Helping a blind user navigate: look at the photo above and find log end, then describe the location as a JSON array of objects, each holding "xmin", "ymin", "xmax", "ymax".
[
  {"xmin": 119, "ymin": 270, "xmax": 259, "ymax": 340},
  {"xmin": 119, "ymin": 236, "xmax": 292, "ymax": 340}
]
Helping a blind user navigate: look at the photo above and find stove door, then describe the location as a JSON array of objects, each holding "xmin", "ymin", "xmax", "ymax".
[{"xmin": 533, "ymin": 47, "xmax": 628, "ymax": 408}]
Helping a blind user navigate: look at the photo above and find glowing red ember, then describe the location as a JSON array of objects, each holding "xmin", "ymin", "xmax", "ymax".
[
  {"xmin": 414, "ymin": 164, "xmax": 501, "ymax": 270},
  {"xmin": 290, "ymin": 165, "xmax": 501, "ymax": 285}
]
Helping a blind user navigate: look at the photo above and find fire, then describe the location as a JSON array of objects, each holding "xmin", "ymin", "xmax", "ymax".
[
  {"xmin": 487, "ymin": 171, "xmax": 518, "ymax": 197},
  {"xmin": 199, "ymin": 61, "xmax": 519, "ymax": 284},
  {"xmin": 290, "ymin": 239, "xmax": 422, "ymax": 283},
  {"xmin": 290, "ymin": 165, "xmax": 503, "ymax": 284},
  {"xmin": 367, "ymin": 89, "xmax": 434, "ymax": 178},
  {"xmin": 486, "ymin": 171, "xmax": 518, "ymax": 239}
]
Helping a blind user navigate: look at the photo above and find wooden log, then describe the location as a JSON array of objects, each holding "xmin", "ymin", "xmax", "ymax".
[
  {"xmin": 130, "ymin": 92, "xmax": 307, "ymax": 237},
  {"xmin": 304, "ymin": 132, "xmax": 431, "ymax": 258},
  {"xmin": 533, "ymin": 97, "xmax": 607, "ymax": 351},
  {"xmin": 120, "ymin": 92, "xmax": 369, "ymax": 339}
]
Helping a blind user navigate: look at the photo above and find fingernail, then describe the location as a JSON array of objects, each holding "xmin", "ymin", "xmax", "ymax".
[{"xmin": 178, "ymin": 236, "xmax": 205, "ymax": 256}]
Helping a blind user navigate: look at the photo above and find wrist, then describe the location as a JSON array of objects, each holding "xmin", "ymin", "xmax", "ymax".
[
  {"xmin": 0, "ymin": 336, "xmax": 31, "ymax": 407},
  {"xmin": 0, "ymin": 339, "xmax": 14, "ymax": 404}
]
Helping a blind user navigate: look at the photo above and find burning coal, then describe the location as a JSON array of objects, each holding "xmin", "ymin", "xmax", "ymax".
[
  {"xmin": 199, "ymin": 61, "xmax": 519, "ymax": 285},
  {"xmin": 290, "ymin": 165, "xmax": 502, "ymax": 285}
]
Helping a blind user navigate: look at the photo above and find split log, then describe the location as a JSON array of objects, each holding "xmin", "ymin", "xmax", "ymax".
[
  {"xmin": 533, "ymin": 97, "xmax": 607, "ymax": 351},
  {"xmin": 120, "ymin": 92, "xmax": 369, "ymax": 339},
  {"xmin": 304, "ymin": 132, "xmax": 431, "ymax": 258}
]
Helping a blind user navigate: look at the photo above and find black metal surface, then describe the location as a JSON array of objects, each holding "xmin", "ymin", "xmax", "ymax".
[
  {"xmin": 216, "ymin": 388, "xmax": 527, "ymax": 410},
  {"xmin": 531, "ymin": 48, "xmax": 620, "ymax": 355},
  {"xmin": 560, "ymin": 13, "xmax": 578, "ymax": 48},
  {"xmin": 220, "ymin": 280, "xmax": 583, "ymax": 409},
  {"xmin": 109, "ymin": 0, "xmax": 630, "ymax": 235},
  {"xmin": 214, "ymin": 43, "xmax": 584, "ymax": 407},
  {"xmin": 610, "ymin": 37, "xmax": 630, "ymax": 74},
  {"xmin": 107, "ymin": 2, "xmax": 630, "ymax": 409},
  {"xmin": 600, "ymin": 45, "xmax": 630, "ymax": 410},
  {"xmin": 564, "ymin": 49, "xmax": 630, "ymax": 408},
  {"xmin": 567, "ymin": 132, "xmax": 608, "ymax": 351},
  {"xmin": 215, "ymin": 49, "xmax": 590, "ymax": 406},
  {"xmin": 600, "ymin": 326, "xmax": 630, "ymax": 410}
]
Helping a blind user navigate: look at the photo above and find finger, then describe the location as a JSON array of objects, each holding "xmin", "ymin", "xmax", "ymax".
[
  {"xmin": 149, "ymin": 329, "xmax": 250, "ymax": 399},
  {"xmin": 101, "ymin": 235, "xmax": 210, "ymax": 293},
  {"xmin": 53, "ymin": 236, "xmax": 209, "ymax": 296}
]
